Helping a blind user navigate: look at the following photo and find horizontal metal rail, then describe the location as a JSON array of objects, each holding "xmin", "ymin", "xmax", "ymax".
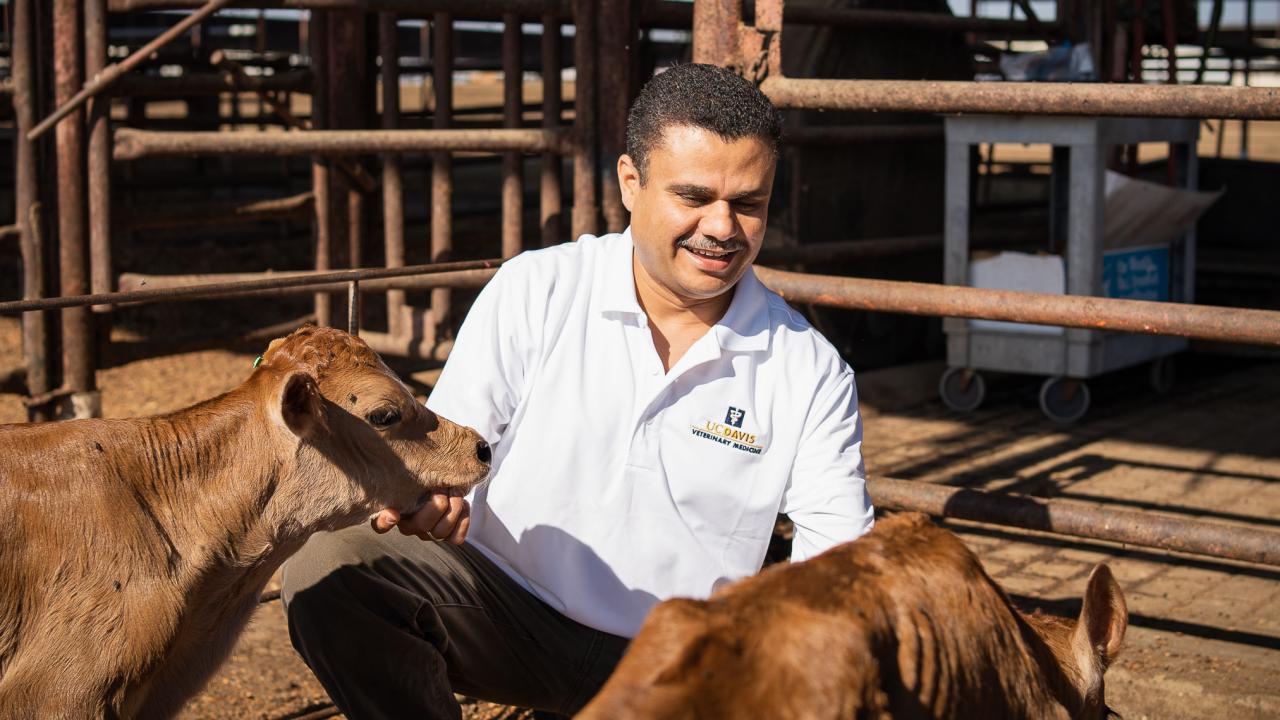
[
  {"xmin": 753, "ymin": 266, "xmax": 1280, "ymax": 346},
  {"xmin": 112, "ymin": 127, "xmax": 574, "ymax": 160},
  {"xmin": 116, "ymin": 267, "xmax": 498, "ymax": 299},
  {"xmin": 103, "ymin": 0, "xmax": 1046, "ymax": 37},
  {"xmin": 868, "ymin": 477, "xmax": 1280, "ymax": 567},
  {"xmin": 0, "ymin": 259, "xmax": 505, "ymax": 313},
  {"xmin": 8, "ymin": 263, "xmax": 1279, "ymax": 348},
  {"xmin": 112, "ymin": 70, "xmax": 313, "ymax": 97},
  {"xmin": 761, "ymin": 77, "xmax": 1280, "ymax": 120}
]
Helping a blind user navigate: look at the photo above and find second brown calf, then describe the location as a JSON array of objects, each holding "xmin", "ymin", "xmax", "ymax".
[
  {"xmin": 578, "ymin": 512, "xmax": 1127, "ymax": 720},
  {"xmin": 0, "ymin": 326, "xmax": 490, "ymax": 718}
]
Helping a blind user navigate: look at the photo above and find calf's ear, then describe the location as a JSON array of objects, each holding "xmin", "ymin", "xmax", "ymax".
[
  {"xmin": 1075, "ymin": 563, "xmax": 1128, "ymax": 669},
  {"xmin": 279, "ymin": 371, "xmax": 324, "ymax": 439}
]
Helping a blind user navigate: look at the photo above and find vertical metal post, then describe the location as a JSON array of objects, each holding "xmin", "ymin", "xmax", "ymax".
[
  {"xmin": 310, "ymin": 10, "xmax": 333, "ymax": 327},
  {"xmin": 943, "ymin": 134, "xmax": 971, "ymax": 367},
  {"xmin": 540, "ymin": 14, "xmax": 563, "ymax": 247},
  {"xmin": 431, "ymin": 12, "xmax": 454, "ymax": 328},
  {"xmin": 54, "ymin": 0, "xmax": 96, "ymax": 416},
  {"xmin": 570, "ymin": 0, "xmax": 598, "ymax": 240},
  {"xmin": 329, "ymin": 12, "xmax": 366, "ymax": 317},
  {"xmin": 692, "ymin": 0, "xmax": 741, "ymax": 66},
  {"xmin": 380, "ymin": 12, "xmax": 406, "ymax": 337},
  {"xmin": 502, "ymin": 13, "xmax": 524, "ymax": 258},
  {"xmin": 347, "ymin": 280, "xmax": 361, "ymax": 335},
  {"xmin": 14, "ymin": 0, "xmax": 51, "ymax": 421},
  {"xmin": 1065, "ymin": 140, "xmax": 1105, "ymax": 378},
  {"xmin": 86, "ymin": 0, "xmax": 112, "ymax": 310},
  {"xmin": 1241, "ymin": 0, "xmax": 1253, "ymax": 159},
  {"xmin": 598, "ymin": 0, "xmax": 631, "ymax": 234}
]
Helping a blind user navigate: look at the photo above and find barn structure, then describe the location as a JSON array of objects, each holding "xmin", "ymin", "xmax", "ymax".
[{"xmin": 0, "ymin": 1, "xmax": 1278, "ymax": 717}]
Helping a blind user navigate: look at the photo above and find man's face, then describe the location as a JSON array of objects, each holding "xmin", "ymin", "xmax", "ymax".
[{"xmin": 618, "ymin": 125, "xmax": 776, "ymax": 305}]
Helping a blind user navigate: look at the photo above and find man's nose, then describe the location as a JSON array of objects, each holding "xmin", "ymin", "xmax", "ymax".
[{"xmin": 700, "ymin": 200, "xmax": 735, "ymax": 241}]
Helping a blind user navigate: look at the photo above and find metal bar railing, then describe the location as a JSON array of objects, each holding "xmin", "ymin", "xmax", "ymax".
[
  {"xmin": 760, "ymin": 77, "xmax": 1280, "ymax": 120},
  {"xmin": 753, "ymin": 266, "xmax": 1280, "ymax": 347},
  {"xmin": 0, "ymin": 260, "xmax": 505, "ymax": 314},
  {"xmin": 869, "ymin": 477, "xmax": 1280, "ymax": 567},
  {"xmin": 112, "ymin": 127, "xmax": 574, "ymax": 160}
]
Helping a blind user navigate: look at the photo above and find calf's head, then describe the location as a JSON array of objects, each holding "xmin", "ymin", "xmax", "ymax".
[
  {"xmin": 1021, "ymin": 563, "xmax": 1128, "ymax": 720},
  {"xmin": 255, "ymin": 326, "xmax": 490, "ymax": 528}
]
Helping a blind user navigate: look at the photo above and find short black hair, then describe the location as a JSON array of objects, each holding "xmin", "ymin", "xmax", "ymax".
[{"xmin": 626, "ymin": 63, "xmax": 782, "ymax": 184}]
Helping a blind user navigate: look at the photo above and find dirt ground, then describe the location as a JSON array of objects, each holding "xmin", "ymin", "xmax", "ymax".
[{"xmin": 2, "ymin": 313, "xmax": 1276, "ymax": 719}]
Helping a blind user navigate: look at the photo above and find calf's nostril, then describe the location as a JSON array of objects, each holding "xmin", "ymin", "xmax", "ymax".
[{"xmin": 476, "ymin": 440, "xmax": 491, "ymax": 464}]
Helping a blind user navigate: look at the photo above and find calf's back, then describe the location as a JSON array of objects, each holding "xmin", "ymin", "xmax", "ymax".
[{"xmin": 578, "ymin": 512, "xmax": 1126, "ymax": 720}]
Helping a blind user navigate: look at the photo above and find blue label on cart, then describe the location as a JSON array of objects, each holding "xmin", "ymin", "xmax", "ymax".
[{"xmin": 1102, "ymin": 246, "xmax": 1169, "ymax": 302}]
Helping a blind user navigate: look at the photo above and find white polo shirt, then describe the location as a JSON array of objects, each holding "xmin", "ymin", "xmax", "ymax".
[{"xmin": 427, "ymin": 229, "xmax": 873, "ymax": 637}]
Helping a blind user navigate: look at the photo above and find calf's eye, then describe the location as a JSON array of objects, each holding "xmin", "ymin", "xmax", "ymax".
[{"xmin": 367, "ymin": 407, "xmax": 402, "ymax": 429}]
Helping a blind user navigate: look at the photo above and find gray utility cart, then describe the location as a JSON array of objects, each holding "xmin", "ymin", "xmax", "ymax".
[{"xmin": 940, "ymin": 115, "xmax": 1200, "ymax": 423}]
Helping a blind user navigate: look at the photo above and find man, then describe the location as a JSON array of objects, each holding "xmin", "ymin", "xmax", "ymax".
[{"xmin": 282, "ymin": 63, "xmax": 874, "ymax": 719}]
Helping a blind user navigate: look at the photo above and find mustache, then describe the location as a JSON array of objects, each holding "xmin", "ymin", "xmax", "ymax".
[{"xmin": 676, "ymin": 237, "xmax": 746, "ymax": 253}]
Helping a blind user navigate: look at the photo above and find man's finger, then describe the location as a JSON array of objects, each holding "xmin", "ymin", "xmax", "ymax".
[
  {"xmin": 430, "ymin": 497, "xmax": 467, "ymax": 539},
  {"xmin": 372, "ymin": 508, "xmax": 401, "ymax": 533},
  {"xmin": 444, "ymin": 503, "xmax": 471, "ymax": 545},
  {"xmin": 398, "ymin": 494, "xmax": 450, "ymax": 538}
]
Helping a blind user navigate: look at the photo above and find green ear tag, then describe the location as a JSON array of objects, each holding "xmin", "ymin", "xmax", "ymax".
[{"xmin": 253, "ymin": 355, "xmax": 264, "ymax": 368}]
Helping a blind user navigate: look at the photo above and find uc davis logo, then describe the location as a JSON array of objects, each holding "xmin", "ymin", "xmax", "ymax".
[{"xmin": 725, "ymin": 406, "xmax": 745, "ymax": 428}]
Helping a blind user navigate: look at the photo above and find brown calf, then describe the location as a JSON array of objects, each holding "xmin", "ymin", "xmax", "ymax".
[
  {"xmin": 0, "ymin": 326, "xmax": 490, "ymax": 718},
  {"xmin": 579, "ymin": 512, "xmax": 1127, "ymax": 720}
]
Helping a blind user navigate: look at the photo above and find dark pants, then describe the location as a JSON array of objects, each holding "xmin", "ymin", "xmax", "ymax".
[{"xmin": 281, "ymin": 525, "xmax": 630, "ymax": 720}]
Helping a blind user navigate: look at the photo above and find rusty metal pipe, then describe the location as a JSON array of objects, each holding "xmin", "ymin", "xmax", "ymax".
[
  {"xmin": 116, "ymin": 268, "xmax": 498, "ymax": 298},
  {"xmin": 540, "ymin": 14, "xmax": 563, "ymax": 247},
  {"xmin": 868, "ymin": 477, "xmax": 1280, "ymax": 567},
  {"xmin": 692, "ymin": 0, "xmax": 741, "ymax": 66},
  {"xmin": 14, "ymin": 0, "xmax": 50, "ymax": 420},
  {"xmin": 30, "ymin": 0, "xmax": 237, "ymax": 141},
  {"xmin": 380, "ymin": 12, "xmax": 407, "ymax": 336},
  {"xmin": 112, "ymin": 127, "xmax": 571, "ymax": 160},
  {"xmin": 760, "ymin": 77, "xmax": 1280, "ymax": 120},
  {"xmin": 86, "ymin": 0, "xmax": 112, "ymax": 311},
  {"xmin": 108, "ymin": 0, "xmax": 565, "ymax": 14},
  {"xmin": 598, "ymin": 0, "xmax": 630, "ymax": 233},
  {"xmin": 502, "ymin": 13, "xmax": 524, "ymax": 258},
  {"xmin": 55, "ymin": 0, "xmax": 95, "ymax": 400},
  {"xmin": 2, "ymin": 260, "xmax": 505, "ymax": 314},
  {"xmin": 310, "ymin": 10, "xmax": 333, "ymax": 328},
  {"xmin": 431, "ymin": 12, "xmax": 455, "ymax": 333},
  {"xmin": 571, "ymin": 0, "xmax": 598, "ymax": 239},
  {"xmin": 752, "ymin": 266, "xmax": 1280, "ymax": 346}
]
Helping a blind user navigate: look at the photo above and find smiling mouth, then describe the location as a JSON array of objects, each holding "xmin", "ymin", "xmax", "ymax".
[{"xmin": 677, "ymin": 239, "xmax": 744, "ymax": 266}]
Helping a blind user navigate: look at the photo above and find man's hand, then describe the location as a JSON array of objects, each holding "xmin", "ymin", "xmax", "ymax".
[{"xmin": 372, "ymin": 495, "xmax": 471, "ymax": 544}]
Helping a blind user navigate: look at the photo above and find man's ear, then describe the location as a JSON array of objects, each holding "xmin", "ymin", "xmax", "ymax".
[
  {"xmin": 618, "ymin": 153, "xmax": 640, "ymax": 212},
  {"xmin": 279, "ymin": 371, "xmax": 324, "ymax": 439},
  {"xmin": 1074, "ymin": 563, "xmax": 1128, "ymax": 669}
]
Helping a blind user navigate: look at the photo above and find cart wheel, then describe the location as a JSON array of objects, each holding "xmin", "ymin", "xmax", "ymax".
[
  {"xmin": 939, "ymin": 367, "xmax": 986, "ymax": 413},
  {"xmin": 1039, "ymin": 377, "xmax": 1090, "ymax": 424},
  {"xmin": 1149, "ymin": 356, "xmax": 1176, "ymax": 395}
]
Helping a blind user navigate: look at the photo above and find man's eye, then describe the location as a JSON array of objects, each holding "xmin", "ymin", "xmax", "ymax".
[{"xmin": 367, "ymin": 407, "xmax": 402, "ymax": 428}]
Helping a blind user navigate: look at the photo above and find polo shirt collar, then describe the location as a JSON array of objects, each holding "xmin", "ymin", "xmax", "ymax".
[{"xmin": 601, "ymin": 227, "xmax": 770, "ymax": 353}]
